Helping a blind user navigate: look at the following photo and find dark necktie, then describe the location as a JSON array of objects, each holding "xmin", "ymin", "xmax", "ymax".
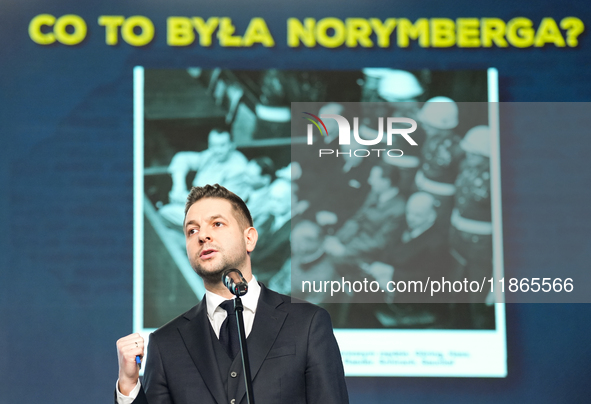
[{"xmin": 219, "ymin": 299, "xmax": 240, "ymax": 359}]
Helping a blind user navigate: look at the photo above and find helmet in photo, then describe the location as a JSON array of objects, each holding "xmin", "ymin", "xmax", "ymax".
[
  {"xmin": 460, "ymin": 125, "xmax": 491, "ymax": 157},
  {"xmin": 377, "ymin": 70, "xmax": 423, "ymax": 102},
  {"xmin": 362, "ymin": 68, "xmax": 396, "ymax": 79},
  {"xmin": 417, "ymin": 96, "xmax": 459, "ymax": 129}
]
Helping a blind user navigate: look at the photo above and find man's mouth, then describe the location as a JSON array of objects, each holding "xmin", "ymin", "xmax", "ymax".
[{"xmin": 200, "ymin": 248, "xmax": 218, "ymax": 260}]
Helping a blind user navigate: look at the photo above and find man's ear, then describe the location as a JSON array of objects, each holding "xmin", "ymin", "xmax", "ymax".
[{"xmin": 244, "ymin": 227, "xmax": 258, "ymax": 253}]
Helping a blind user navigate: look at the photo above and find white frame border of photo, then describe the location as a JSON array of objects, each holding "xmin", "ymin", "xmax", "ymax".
[{"xmin": 132, "ymin": 66, "xmax": 507, "ymax": 377}]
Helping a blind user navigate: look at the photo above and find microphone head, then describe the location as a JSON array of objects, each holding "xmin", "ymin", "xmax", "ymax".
[
  {"xmin": 233, "ymin": 283, "xmax": 248, "ymax": 297},
  {"xmin": 222, "ymin": 269, "xmax": 248, "ymax": 297}
]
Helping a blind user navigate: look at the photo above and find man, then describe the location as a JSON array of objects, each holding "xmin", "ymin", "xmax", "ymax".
[
  {"xmin": 322, "ymin": 140, "xmax": 374, "ymax": 226},
  {"xmin": 236, "ymin": 156, "xmax": 276, "ymax": 227},
  {"xmin": 270, "ymin": 220, "xmax": 349, "ymax": 327},
  {"xmin": 287, "ymin": 220, "xmax": 339, "ymax": 305},
  {"xmin": 366, "ymin": 192, "xmax": 449, "ymax": 327},
  {"xmin": 449, "ymin": 126, "xmax": 495, "ymax": 329},
  {"xmin": 368, "ymin": 192, "xmax": 448, "ymax": 295},
  {"xmin": 324, "ymin": 162, "xmax": 406, "ymax": 267},
  {"xmin": 168, "ymin": 128, "xmax": 248, "ymax": 204},
  {"xmin": 295, "ymin": 103, "xmax": 369, "ymax": 227},
  {"xmin": 360, "ymin": 69, "xmax": 425, "ymax": 196},
  {"xmin": 359, "ymin": 69, "xmax": 423, "ymax": 140},
  {"xmin": 159, "ymin": 128, "xmax": 248, "ymax": 228},
  {"xmin": 249, "ymin": 179, "xmax": 292, "ymax": 285},
  {"xmin": 450, "ymin": 125, "xmax": 493, "ymax": 301},
  {"xmin": 116, "ymin": 185, "xmax": 348, "ymax": 404},
  {"xmin": 414, "ymin": 97, "xmax": 464, "ymax": 224}
]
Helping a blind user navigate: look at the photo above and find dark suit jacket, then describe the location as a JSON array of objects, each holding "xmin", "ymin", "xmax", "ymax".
[
  {"xmin": 127, "ymin": 284, "xmax": 349, "ymax": 404},
  {"xmin": 386, "ymin": 225, "xmax": 448, "ymax": 279},
  {"xmin": 382, "ymin": 225, "xmax": 450, "ymax": 303},
  {"xmin": 336, "ymin": 191, "xmax": 406, "ymax": 264}
]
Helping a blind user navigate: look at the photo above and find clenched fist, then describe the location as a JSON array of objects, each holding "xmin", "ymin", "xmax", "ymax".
[{"xmin": 116, "ymin": 333, "xmax": 144, "ymax": 395}]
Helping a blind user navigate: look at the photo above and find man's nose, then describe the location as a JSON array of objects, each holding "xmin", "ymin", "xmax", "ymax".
[{"xmin": 198, "ymin": 229, "xmax": 212, "ymax": 243}]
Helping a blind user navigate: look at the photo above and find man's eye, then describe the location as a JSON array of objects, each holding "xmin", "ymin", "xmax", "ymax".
[
  {"xmin": 188, "ymin": 228, "xmax": 198, "ymax": 235},
  {"xmin": 214, "ymin": 222, "xmax": 223, "ymax": 227}
]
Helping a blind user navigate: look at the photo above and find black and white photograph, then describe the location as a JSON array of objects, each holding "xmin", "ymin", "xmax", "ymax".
[{"xmin": 134, "ymin": 67, "xmax": 506, "ymax": 377}]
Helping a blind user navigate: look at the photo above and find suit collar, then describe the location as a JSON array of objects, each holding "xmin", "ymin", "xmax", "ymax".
[
  {"xmin": 179, "ymin": 285, "xmax": 287, "ymax": 404},
  {"xmin": 179, "ymin": 299, "xmax": 228, "ymax": 404},
  {"xmin": 235, "ymin": 284, "xmax": 287, "ymax": 403}
]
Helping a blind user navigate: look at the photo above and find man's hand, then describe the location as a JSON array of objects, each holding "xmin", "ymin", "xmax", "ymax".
[{"xmin": 116, "ymin": 333, "xmax": 144, "ymax": 395}]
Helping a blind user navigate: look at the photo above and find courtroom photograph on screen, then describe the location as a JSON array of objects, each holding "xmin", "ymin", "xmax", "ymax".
[{"xmin": 133, "ymin": 67, "xmax": 506, "ymax": 377}]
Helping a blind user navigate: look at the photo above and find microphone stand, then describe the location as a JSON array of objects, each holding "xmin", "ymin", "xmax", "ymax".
[{"xmin": 233, "ymin": 297, "xmax": 255, "ymax": 404}]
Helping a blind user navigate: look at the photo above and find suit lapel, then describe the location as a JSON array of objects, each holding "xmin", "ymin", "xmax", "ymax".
[
  {"xmin": 178, "ymin": 300, "xmax": 227, "ymax": 404},
  {"xmin": 235, "ymin": 284, "xmax": 287, "ymax": 403}
]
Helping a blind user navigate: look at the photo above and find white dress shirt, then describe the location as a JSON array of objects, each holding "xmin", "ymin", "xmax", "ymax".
[{"xmin": 116, "ymin": 277, "xmax": 261, "ymax": 404}]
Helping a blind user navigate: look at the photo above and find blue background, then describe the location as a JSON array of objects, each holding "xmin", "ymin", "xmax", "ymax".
[{"xmin": 1, "ymin": 0, "xmax": 591, "ymax": 402}]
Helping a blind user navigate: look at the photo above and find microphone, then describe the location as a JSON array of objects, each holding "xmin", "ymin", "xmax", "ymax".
[{"xmin": 222, "ymin": 269, "xmax": 248, "ymax": 296}]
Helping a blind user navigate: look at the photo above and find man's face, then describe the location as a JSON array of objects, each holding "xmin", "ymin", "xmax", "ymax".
[
  {"xmin": 406, "ymin": 200, "xmax": 435, "ymax": 230},
  {"xmin": 406, "ymin": 205, "xmax": 427, "ymax": 230},
  {"xmin": 184, "ymin": 198, "xmax": 250, "ymax": 285},
  {"xmin": 208, "ymin": 131, "xmax": 233, "ymax": 162},
  {"xmin": 368, "ymin": 166, "xmax": 390, "ymax": 194}
]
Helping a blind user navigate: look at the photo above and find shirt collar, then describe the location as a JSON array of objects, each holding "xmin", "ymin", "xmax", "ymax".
[{"xmin": 206, "ymin": 275, "xmax": 261, "ymax": 321}]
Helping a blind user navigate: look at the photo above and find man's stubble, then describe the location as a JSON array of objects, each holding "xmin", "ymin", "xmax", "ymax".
[{"xmin": 190, "ymin": 245, "xmax": 248, "ymax": 286}]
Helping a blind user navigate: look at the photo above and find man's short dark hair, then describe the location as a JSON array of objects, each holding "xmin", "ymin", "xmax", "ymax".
[
  {"xmin": 210, "ymin": 126, "xmax": 232, "ymax": 137},
  {"xmin": 184, "ymin": 184, "xmax": 253, "ymax": 229}
]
